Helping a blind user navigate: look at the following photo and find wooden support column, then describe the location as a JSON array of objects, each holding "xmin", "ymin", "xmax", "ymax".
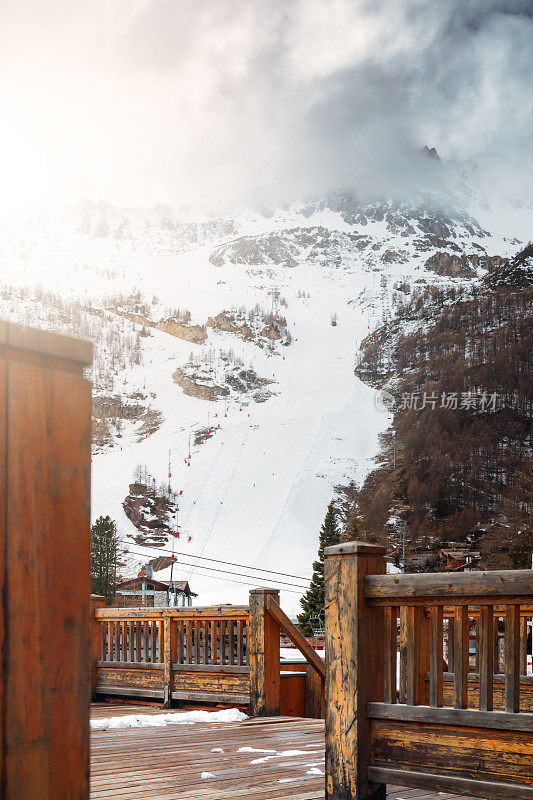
[
  {"xmin": 305, "ymin": 664, "xmax": 325, "ymax": 719},
  {"xmin": 249, "ymin": 588, "xmax": 280, "ymax": 716},
  {"xmin": 324, "ymin": 541, "xmax": 386, "ymax": 800},
  {"xmin": 90, "ymin": 595, "xmax": 106, "ymax": 700},
  {"xmin": 163, "ymin": 614, "xmax": 176, "ymax": 708},
  {"xmin": 0, "ymin": 322, "xmax": 92, "ymax": 800}
]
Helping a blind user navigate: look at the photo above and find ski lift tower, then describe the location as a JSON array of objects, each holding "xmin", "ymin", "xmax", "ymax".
[{"xmin": 268, "ymin": 286, "xmax": 281, "ymax": 317}]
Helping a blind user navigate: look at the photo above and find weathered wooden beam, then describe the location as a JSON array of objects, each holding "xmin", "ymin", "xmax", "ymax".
[
  {"xmin": 265, "ymin": 594, "xmax": 325, "ymax": 679},
  {"xmin": 90, "ymin": 596, "xmax": 106, "ymax": 700},
  {"xmin": 324, "ymin": 541, "xmax": 386, "ymax": 800},
  {"xmin": 163, "ymin": 615, "xmax": 176, "ymax": 708},
  {"xmin": 367, "ymin": 767, "xmax": 533, "ymax": 800},
  {"xmin": 365, "ymin": 570, "xmax": 533, "ymax": 603},
  {"xmin": 368, "ymin": 702, "xmax": 533, "ymax": 732},
  {"xmin": 249, "ymin": 588, "xmax": 281, "ymax": 716}
]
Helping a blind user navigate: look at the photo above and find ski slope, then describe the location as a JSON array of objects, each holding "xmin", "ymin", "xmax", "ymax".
[{"xmin": 0, "ymin": 191, "xmax": 529, "ymax": 615}]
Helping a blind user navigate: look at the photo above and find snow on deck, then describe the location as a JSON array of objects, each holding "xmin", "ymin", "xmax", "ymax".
[{"xmin": 90, "ymin": 704, "xmax": 479, "ymax": 800}]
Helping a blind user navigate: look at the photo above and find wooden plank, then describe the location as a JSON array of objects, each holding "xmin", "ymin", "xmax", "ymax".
[
  {"xmin": 203, "ymin": 621, "xmax": 209, "ymax": 665},
  {"xmin": 177, "ymin": 620, "xmax": 184, "ymax": 665},
  {"xmin": 368, "ymin": 702, "xmax": 533, "ymax": 732},
  {"xmin": 150, "ymin": 621, "xmax": 157, "ymax": 663},
  {"xmin": 265, "ymin": 595, "xmax": 325, "ymax": 680},
  {"xmin": 368, "ymin": 768, "xmax": 533, "ymax": 800},
  {"xmin": 505, "ymin": 605, "xmax": 521, "ymax": 713},
  {"xmin": 209, "ymin": 620, "xmax": 216, "ymax": 665},
  {"xmin": 220, "ymin": 619, "xmax": 227, "ymax": 666},
  {"xmin": 96, "ymin": 605, "xmax": 249, "ymax": 620},
  {"xmin": 454, "ymin": 606, "xmax": 469, "ymax": 709},
  {"xmin": 97, "ymin": 661, "xmax": 165, "ymax": 671},
  {"xmin": 429, "ymin": 606, "xmax": 443, "ymax": 708},
  {"xmin": 135, "ymin": 622, "xmax": 142, "ymax": 663},
  {"xmin": 128, "ymin": 621, "xmax": 134, "ymax": 662},
  {"xmin": 370, "ymin": 719, "xmax": 533, "ymax": 789},
  {"xmin": 237, "ymin": 620, "xmax": 244, "ymax": 666},
  {"xmin": 228, "ymin": 620, "xmax": 235, "ymax": 666},
  {"xmin": 365, "ymin": 570, "xmax": 533, "ymax": 603},
  {"xmin": 172, "ymin": 663, "xmax": 249, "ymax": 674},
  {"xmin": 143, "ymin": 621, "xmax": 149, "ymax": 664},
  {"xmin": 384, "ymin": 607, "xmax": 398, "ymax": 704},
  {"xmin": 479, "ymin": 604, "xmax": 494, "ymax": 711},
  {"xmin": 186, "ymin": 620, "xmax": 193, "ymax": 665}
]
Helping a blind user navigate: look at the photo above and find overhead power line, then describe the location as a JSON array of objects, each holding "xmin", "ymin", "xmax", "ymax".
[
  {"xmin": 124, "ymin": 545, "xmax": 308, "ymax": 595},
  {"xmin": 124, "ymin": 542, "xmax": 312, "ymax": 582}
]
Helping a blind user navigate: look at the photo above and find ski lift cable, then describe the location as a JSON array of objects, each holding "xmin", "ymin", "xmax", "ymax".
[
  {"xmin": 186, "ymin": 423, "xmax": 252, "ymax": 580},
  {"xmin": 181, "ymin": 412, "xmax": 237, "ymax": 526},
  {"xmin": 124, "ymin": 545, "xmax": 309, "ymax": 589}
]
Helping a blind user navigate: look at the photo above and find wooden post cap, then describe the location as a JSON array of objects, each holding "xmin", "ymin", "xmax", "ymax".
[
  {"xmin": 1, "ymin": 318, "xmax": 92, "ymax": 365},
  {"xmin": 249, "ymin": 587, "xmax": 280, "ymax": 595},
  {"xmin": 324, "ymin": 540, "xmax": 387, "ymax": 557}
]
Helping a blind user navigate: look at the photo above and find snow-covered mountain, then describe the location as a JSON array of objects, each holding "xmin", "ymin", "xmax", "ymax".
[{"xmin": 0, "ymin": 163, "xmax": 530, "ymax": 614}]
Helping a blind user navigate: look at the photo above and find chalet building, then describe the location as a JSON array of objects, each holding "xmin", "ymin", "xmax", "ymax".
[
  {"xmin": 114, "ymin": 567, "xmax": 197, "ymax": 607},
  {"xmin": 439, "ymin": 547, "xmax": 481, "ymax": 572}
]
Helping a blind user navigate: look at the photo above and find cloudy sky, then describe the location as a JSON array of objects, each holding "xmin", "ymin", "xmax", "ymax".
[{"xmin": 0, "ymin": 0, "xmax": 532, "ymax": 210}]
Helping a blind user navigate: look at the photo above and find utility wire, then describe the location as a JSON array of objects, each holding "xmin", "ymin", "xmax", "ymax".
[
  {"xmin": 123, "ymin": 545, "xmax": 307, "ymax": 595},
  {"xmin": 124, "ymin": 544, "xmax": 309, "ymax": 589},
  {"xmin": 123, "ymin": 542, "xmax": 312, "ymax": 582}
]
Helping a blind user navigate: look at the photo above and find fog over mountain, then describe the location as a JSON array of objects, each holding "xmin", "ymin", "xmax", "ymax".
[{"xmin": 0, "ymin": 0, "xmax": 532, "ymax": 211}]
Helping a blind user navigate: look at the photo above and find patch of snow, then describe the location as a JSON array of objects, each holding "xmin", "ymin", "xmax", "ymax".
[{"xmin": 90, "ymin": 707, "xmax": 247, "ymax": 730}]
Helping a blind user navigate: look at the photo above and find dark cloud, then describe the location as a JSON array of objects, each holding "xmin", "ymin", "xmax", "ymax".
[{"xmin": 0, "ymin": 0, "xmax": 531, "ymax": 208}]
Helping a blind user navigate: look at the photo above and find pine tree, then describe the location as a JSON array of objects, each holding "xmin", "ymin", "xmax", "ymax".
[
  {"xmin": 297, "ymin": 502, "xmax": 341, "ymax": 636},
  {"xmin": 344, "ymin": 505, "xmax": 360, "ymax": 540},
  {"xmin": 91, "ymin": 515, "xmax": 120, "ymax": 603}
]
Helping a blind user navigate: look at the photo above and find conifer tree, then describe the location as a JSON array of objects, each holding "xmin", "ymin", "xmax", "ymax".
[
  {"xmin": 298, "ymin": 502, "xmax": 341, "ymax": 636},
  {"xmin": 91, "ymin": 515, "xmax": 120, "ymax": 603}
]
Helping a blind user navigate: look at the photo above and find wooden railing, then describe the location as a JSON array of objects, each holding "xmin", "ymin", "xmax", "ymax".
[
  {"xmin": 324, "ymin": 541, "xmax": 533, "ymax": 800},
  {"xmin": 92, "ymin": 603, "xmax": 250, "ymax": 706},
  {"xmin": 91, "ymin": 589, "xmax": 325, "ymax": 716}
]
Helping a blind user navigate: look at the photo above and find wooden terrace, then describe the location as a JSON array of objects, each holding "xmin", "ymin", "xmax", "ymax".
[
  {"xmin": 2, "ymin": 322, "xmax": 532, "ymax": 800},
  {"xmin": 90, "ymin": 705, "xmax": 481, "ymax": 800}
]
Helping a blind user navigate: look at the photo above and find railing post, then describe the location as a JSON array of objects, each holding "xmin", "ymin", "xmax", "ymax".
[
  {"xmin": 163, "ymin": 613, "xmax": 176, "ymax": 708},
  {"xmin": 249, "ymin": 588, "xmax": 280, "ymax": 716},
  {"xmin": 90, "ymin": 595, "xmax": 106, "ymax": 701},
  {"xmin": 324, "ymin": 541, "xmax": 386, "ymax": 800}
]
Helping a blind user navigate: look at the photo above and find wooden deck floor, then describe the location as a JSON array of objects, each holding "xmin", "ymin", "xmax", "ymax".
[{"xmin": 90, "ymin": 705, "xmax": 477, "ymax": 800}]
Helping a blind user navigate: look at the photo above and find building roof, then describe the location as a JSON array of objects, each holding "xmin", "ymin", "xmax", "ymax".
[{"xmin": 116, "ymin": 577, "xmax": 197, "ymax": 595}]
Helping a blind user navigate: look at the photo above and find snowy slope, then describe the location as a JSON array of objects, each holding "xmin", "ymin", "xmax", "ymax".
[{"xmin": 0, "ymin": 185, "xmax": 530, "ymax": 615}]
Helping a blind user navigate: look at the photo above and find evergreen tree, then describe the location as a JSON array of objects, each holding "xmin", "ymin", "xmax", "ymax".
[
  {"xmin": 298, "ymin": 502, "xmax": 341, "ymax": 636},
  {"xmin": 91, "ymin": 515, "xmax": 120, "ymax": 603},
  {"xmin": 344, "ymin": 505, "xmax": 360, "ymax": 540}
]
